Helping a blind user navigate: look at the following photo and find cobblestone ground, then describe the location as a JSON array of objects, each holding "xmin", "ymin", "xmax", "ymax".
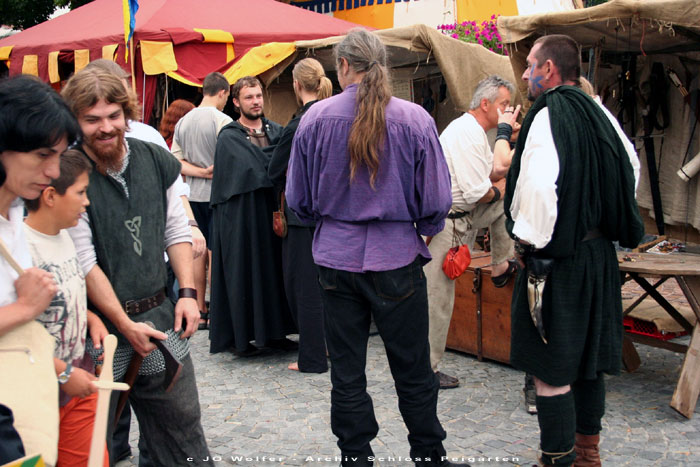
[{"xmin": 117, "ymin": 280, "xmax": 700, "ymax": 467}]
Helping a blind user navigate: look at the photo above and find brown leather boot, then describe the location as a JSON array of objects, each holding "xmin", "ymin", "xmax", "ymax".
[{"xmin": 573, "ymin": 433, "xmax": 601, "ymax": 467}]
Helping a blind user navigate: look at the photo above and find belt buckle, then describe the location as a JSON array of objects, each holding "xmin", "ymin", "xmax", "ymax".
[{"xmin": 124, "ymin": 300, "xmax": 140, "ymax": 315}]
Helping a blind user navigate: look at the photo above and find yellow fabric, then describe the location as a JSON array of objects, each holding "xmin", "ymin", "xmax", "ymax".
[
  {"xmin": 226, "ymin": 43, "xmax": 235, "ymax": 63},
  {"xmin": 222, "ymin": 42, "xmax": 296, "ymax": 85},
  {"xmin": 140, "ymin": 40, "xmax": 178, "ymax": 75},
  {"xmin": 123, "ymin": 0, "xmax": 131, "ymax": 61},
  {"xmin": 74, "ymin": 49, "xmax": 90, "ymax": 72},
  {"xmin": 165, "ymin": 71, "xmax": 202, "ymax": 87},
  {"xmin": 194, "ymin": 28, "xmax": 234, "ymax": 44},
  {"xmin": 456, "ymin": 0, "xmax": 518, "ymax": 23},
  {"xmin": 334, "ymin": 3, "xmax": 394, "ymax": 30},
  {"xmin": 48, "ymin": 51, "xmax": 60, "ymax": 83},
  {"xmin": 0, "ymin": 45, "xmax": 13, "ymax": 60},
  {"xmin": 22, "ymin": 55, "xmax": 38, "ymax": 76},
  {"xmin": 102, "ymin": 44, "xmax": 119, "ymax": 60}
]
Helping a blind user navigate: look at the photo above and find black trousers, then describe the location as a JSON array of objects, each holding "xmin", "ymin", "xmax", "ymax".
[
  {"xmin": 318, "ymin": 257, "xmax": 447, "ymax": 466},
  {"xmin": 282, "ymin": 225, "xmax": 327, "ymax": 373}
]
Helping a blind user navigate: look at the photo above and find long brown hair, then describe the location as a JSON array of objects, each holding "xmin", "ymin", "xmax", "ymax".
[
  {"xmin": 159, "ymin": 99, "xmax": 195, "ymax": 147},
  {"xmin": 335, "ymin": 29, "xmax": 391, "ymax": 187},
  {"xmin": 61, "ymin": 68, "xmax": 140, "ymax": 125},
  {"xmin": 292, "ymin": 58, "xmax": 332, "ymax": 100}
]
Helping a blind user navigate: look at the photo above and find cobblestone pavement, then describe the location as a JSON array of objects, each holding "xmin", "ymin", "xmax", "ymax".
[{"xmin": 117, "ymin": 282, "xmax": 700, "ymax": 467}]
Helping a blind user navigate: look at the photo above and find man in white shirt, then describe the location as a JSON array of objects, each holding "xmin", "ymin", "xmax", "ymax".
[
  {"xmin": 424, "ymin": 75, "xmax": 519, "ymax": 389},
  {"xmin": 504, "ymin": 34, "xmax": 643, "ymax": 466},
  {"xmin": 171, "ymin": 72, "xmax": 232, "ymax": 328}
]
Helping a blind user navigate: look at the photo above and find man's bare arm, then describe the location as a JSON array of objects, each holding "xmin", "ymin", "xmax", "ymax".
[{"xmin": 85, "ymin": 265, "xmax": 166, "ymax": 356}]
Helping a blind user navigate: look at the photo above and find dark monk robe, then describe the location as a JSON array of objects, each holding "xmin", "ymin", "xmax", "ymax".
[{"xmin": 208, "ymin": 118, "xmax": 295, "ymax": 354}]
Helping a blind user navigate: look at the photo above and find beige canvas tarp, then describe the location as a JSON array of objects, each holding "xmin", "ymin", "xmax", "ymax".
[
  {"xmin": 268, "ymin": 24, "xmax": 519, "ymax": 116},
  {"xmin": 497, "ymin": 0, "xmax": 700, "ymax": 237}
]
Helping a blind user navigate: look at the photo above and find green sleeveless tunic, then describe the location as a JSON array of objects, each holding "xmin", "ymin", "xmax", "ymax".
[{"xmin": 85, "ymin": 138, "xmax": 181, "ymax": 342}]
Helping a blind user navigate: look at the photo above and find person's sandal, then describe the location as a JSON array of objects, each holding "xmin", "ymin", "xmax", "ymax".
[
  {"xmin": 198, "ymin": 311, "xmax": 209, "ymax": 330},
  {"xmin": 491, "ymin": 259, "xmax": 517, "ymax": 288}
]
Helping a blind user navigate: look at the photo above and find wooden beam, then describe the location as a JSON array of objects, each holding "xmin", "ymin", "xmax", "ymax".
[{"xmin": 671, "ymin": 324, "xmax": 700, "ymax": 418}]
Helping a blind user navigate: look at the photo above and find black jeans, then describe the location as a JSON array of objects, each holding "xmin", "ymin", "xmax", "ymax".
[{"xmin": 318, "ymin": 257, "xmax": 447, "ymax": 466}]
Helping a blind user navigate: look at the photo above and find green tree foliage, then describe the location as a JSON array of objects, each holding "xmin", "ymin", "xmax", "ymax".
[{"xmin": 0, "ymin": 0, "xmax": 93, "ymax": 30}]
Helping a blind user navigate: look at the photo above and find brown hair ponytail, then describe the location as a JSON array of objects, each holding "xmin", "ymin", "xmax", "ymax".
[{"xmin": 335, "ymin": 29, "xmax": 391, "ymax": 188}]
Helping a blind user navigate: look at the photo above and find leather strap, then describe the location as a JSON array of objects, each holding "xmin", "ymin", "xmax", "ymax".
[
  {"xmin": 123, "ymin": 290, "xmax": 166, "ymax": 316},
  {"xmin": 178, "ymin": 287, "xmax": 197, "ymax": 300}
]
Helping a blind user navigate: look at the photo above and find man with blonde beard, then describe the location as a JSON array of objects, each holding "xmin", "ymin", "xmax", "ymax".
[{"xmin": 61, "ymin": 68, "xmax": 210, "ymax": 465}]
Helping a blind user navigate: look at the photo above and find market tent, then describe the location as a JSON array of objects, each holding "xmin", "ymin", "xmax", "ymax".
[
  {"xmin": 0, "ymin": 0, "xmax": 359, "ymax": 122},
  {"xmin": 265, "ymin": 23, "xmax": 519, "ymax": 127},
  {"xmin": 497, "ymin": 0, "xmax": 700, "ymax": 239},
  {"xmin": 255, "ymin": 24, "xmax": 518, "ymax": 134}
]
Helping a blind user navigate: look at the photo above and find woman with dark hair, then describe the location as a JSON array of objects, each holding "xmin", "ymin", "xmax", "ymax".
[
  {"xmin": 159, "ymin": 99, "xmax": 195, "ymax": 149},
  {"xmin": 287, "ymin": 30, "xmax": 463, "ymax": 466},
  {"xmin": 0, "ymin": 75, "xmax": 80, "ymax": 465},
  {"xmin": 268, "ymin": 58, "xmax": 332, "ymax": 373}
]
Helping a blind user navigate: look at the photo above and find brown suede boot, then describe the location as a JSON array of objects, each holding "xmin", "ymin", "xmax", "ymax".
[{"xmin": 573, "ymin": 433, "xmax": 601, "ymax": 467}]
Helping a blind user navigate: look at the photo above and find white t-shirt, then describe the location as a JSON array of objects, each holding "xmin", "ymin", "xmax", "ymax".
[
  {"xmin": 439, "ymin": 112, "xmax": 493, "ymax": 211},
  {"xmin": 24, "ymin": 225, "xmax": 87, "ymax": 366},
  {"xmin": 171, "ymin": 106, "xmax": 232, "ymax": 202},
  {"xmin": 126, "ymin": 120, "xmax": 170, "ymax": 151},
  {"xmin": 0, "ymin": 200, "xmax": 33, "ymax": 305}
]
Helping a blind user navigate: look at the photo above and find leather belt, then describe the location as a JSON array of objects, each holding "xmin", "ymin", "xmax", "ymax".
[
  {"xmin": 123, "ymin": 289, "xmax": 166, "ymax": 316},
  {"xmin": 447, "ymin": 210, "xmax": 469, "ymax": 220}
]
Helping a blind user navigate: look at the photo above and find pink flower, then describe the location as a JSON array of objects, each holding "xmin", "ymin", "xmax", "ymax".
[
  {"xmin": 478, "ymin": 39, "xmax": 483, "ymax": 44},
  {"xmin": 452, "ymin": 33, "xmax": 459, "ymax": 39}
]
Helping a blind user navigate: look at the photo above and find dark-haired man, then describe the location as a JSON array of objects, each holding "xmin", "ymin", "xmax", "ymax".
[
  {"xmin": 504, "ymin": 34, "xmax": 643, "ymax": 466},
  {"xmin": 61, "ymin": 68, "xmax": 210, "ymax": 465},
  {"xmin": 172, "ymin": 71, "xmax": 233, "ymax": 329},
  {"xmin": 208, "ymin": 76, "xmax": 295, "ymax": 356}
]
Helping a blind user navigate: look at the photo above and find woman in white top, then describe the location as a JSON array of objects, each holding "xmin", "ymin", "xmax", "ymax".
[{"xmin": 0, "ymin": 75, "xmax": 80, "ymax": 466}]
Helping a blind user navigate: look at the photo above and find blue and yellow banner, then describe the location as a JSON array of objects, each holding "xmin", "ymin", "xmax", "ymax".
[{"xmin": 123, "ymin": 0, "xmax": 139, "ymax": 61}]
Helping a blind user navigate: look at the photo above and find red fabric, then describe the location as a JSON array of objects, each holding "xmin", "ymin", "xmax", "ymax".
[
  {"xmin": 0, "ymin": 0, "xmax": 360, "ymax": 121},
  {"xmin": 57, "ymin": 392, "xmax": 109, "ymax": 467},
  {"xmin": 442, "ymin": 245, "xmax": 471, "ymax": 280}
]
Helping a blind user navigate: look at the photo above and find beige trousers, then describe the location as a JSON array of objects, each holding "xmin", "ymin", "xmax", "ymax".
[{"xmin": 424, "ymin": 200, "xmax": 513, "ymax": 371}]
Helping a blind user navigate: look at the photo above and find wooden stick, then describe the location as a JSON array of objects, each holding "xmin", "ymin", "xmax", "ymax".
[
  {"xmin": 88, "ymin": 335, "xmax": 129, "ymax": 467},
  {"xmin": 0, "ymin": 237, "xmax": 24, "ymax": 275}
]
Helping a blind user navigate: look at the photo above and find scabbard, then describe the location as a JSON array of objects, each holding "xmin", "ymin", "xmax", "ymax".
[
  {"xmin": 527, "ymin": 273, "xmax": 548, "ymax": 344},
  {"xmin": 113, "ymin": 352, "xmax": 143, "ymax": 428}
]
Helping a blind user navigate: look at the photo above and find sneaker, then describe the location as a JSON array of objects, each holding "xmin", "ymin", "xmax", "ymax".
[
  {"xmin": 524, "ymin": 373, "xmax": 537, "ymax": 414},
  {"xmin": 436, "ymin": 371, "xmax": 459, "ymax": 389}
]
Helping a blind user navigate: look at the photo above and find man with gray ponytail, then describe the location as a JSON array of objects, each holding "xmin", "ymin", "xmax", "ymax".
[{"xmin": 287, "ymin": 29, "xmax": 467, "ymax": 467}]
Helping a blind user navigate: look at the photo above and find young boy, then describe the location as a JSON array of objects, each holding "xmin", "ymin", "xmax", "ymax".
[{"xmin": 23, "ymin": 150, "xmax": 109, "ymax": 467}]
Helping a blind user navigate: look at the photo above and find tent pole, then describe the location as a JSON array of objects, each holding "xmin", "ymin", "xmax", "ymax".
[{"xmin": 130, "ymin": 36, "xmax": 136, "ymax": 92}]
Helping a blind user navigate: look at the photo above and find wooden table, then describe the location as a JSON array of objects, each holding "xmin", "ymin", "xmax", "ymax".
[{"xmin": 618, "ymin": 251, "xmax": 700, "ymax": 418}]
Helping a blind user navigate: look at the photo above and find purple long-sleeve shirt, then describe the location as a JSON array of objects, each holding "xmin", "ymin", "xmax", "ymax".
[{"xmin": 286, "ymin": 84, "xmax": 452, "ymax": 272}]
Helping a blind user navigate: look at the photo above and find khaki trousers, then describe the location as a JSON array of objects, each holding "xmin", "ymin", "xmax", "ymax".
[{"xmin": 425, "ymin": 200, "xmax": 513, "ymax": 371}]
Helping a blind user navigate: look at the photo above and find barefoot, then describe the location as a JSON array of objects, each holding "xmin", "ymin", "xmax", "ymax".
[{"xmin": 288, "ymin": 362, "xmax": 299, "ymax": 371}]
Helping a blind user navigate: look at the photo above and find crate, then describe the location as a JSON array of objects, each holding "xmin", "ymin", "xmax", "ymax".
[
  {"xmin": 623, "ymin": 316, "xmax": 688, "ymax": 341},
  {"xmin": 446, "ymin": 254, "xmax": 513, "ymax": 364}
]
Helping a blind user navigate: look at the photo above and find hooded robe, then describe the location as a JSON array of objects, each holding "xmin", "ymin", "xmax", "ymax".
[{"xmin": 209, "ymin": 118, "xmax": 295, "ymax": 353}]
